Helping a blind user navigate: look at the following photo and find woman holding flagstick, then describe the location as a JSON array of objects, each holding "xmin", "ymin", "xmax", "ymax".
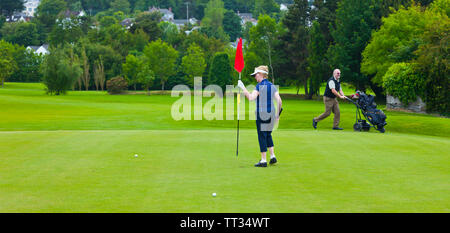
[{"xmin": 237, "ymin": 65, "xmax": 283, "ymax": 167}]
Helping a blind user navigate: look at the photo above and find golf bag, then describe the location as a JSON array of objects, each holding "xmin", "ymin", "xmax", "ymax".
[{"xmin": 348, "ymin": 91, "xmax": 387, "ymax": 133}]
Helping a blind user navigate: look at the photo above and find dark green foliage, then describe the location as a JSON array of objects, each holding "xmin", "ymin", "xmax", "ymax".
[
  {"xmin": 310, "ymin": 0, "xmax": 339, "ymax": 46},
  {"xmin": 99, "ymin": 16, "xmax": 118, "ymax": 28},
  {"xmin": 180, "ymin": 31, "xmax": 226, "ymax": 63},
  {"xmin": 49, "ymin": 17, "xmax": 84, "ymax": 46},
  {"xmin": 253, "ymin": 0, "xmax": 280, "ymax": 18},
  {"xmin": 415, "ymin": 8, "xmax": 449, "ymax": 115},
  {"xmin": 77, "ymin": 38, "xmax": 124, "ymax": 81},
  {"xmin": 0, "ymin": 0, "xmax": 25, "ymax": 16},
  {"xmin": 281, "ymin": 0, "xmax": 310, "ymax": 94},
  {"xmin": 223, "ymin": 10, "xmax": 242, "ymax": 41},
  {"xmin": 361, "ymin": 6, "xmax": 427, "ymax": 85},
  {"xmin": 0, "ymin": 15, "xmax": 5, "ymax": 32},
  {"xmin": 143, "ymin": 39, "xmax": 178, "ymax": 90},
  {"xmin": 307, "ymin": 21, "xmax": 328, "ymax": 97},
  {"xmin": 327, "ymin": 0, "xmax": 380, "ymax": 91},
  {"xmin": 36, "ymin": 0, "xmax": 68, "ymax": 33},
  {"xmin": 129, "ymin": 11, "xmax": 162, "ymax": 41},
  {"xmin": 40, "ymin": 45, "xmax": 82, "ymax": 95},
  {"xmin": 0, "ymin": 40, "xmax": 17, "ymax": 87},
  {"xmin": 0, "ymin": 22, "xmax": 40, "ymax": 46},
  {"xmin": 110, "ymin": 0, "xmax": 131, "ymax": 14},
  {"xmin": 8, "ymin": 45, "xmax": 43, "ymax": 82},
  {"xmin": 106, "ymin": 76, "xmax": 128, "ymax": 94},
  {"xmin": 208, "ymin": 52, "xmax": 232, "ymax": 93}
]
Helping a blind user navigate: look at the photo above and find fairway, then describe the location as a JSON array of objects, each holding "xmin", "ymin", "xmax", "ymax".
[{"xmin": 0, "ymin": 83, "xmax": 449, "ymax": 212}]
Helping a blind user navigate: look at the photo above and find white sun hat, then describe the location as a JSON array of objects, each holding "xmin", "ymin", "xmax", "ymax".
[{"xmin": 250, "ymin": 65, "xmax": 269, "ymax": 76}]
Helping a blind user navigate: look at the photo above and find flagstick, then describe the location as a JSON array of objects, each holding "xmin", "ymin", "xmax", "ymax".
[{"xmin": 236, "ymin": 72, "xmax": 241, "ymax": 157}]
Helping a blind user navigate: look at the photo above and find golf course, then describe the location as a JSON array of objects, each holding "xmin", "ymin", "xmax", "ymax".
[{"xmin": 1, "ymin": 82, "xmax": 449, "ymax": 212}]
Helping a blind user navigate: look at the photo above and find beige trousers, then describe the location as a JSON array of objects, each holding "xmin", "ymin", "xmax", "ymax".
[{"xmin": 314, "ymin": 96, "xmax": 340, "ymax": 128}]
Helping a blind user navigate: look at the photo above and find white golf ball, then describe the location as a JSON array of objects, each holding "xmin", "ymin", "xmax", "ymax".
[
  {"xmin": 212, "ymin": 193, "xmax": 216, "ymax": 197},
  {"xmin": 134, "ymin": 154, "xmax": 138, "ymax": 157}
]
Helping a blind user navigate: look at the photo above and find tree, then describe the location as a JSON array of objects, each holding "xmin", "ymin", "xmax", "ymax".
[
  {"xmin": 248, "ymin": 14, "xmax": 281, "ymax": 84},
  {"xmin": 327, "ymin": 0, "xmax": 380, "ymax": 92},
  {"xmin": 93, "ymin": 57, "xmax": 105, "ymax": 91},
  {"xmin": 49, "ymin": 17, "xmax": 84, "ymax": 46},
  {"xmin": 180, "ymin": 30, "xmax": 226, "ymax": 64},
  {"xmin": 0, "ymin": 0, "xmax": 25, "ymax": 17},
  {"xmin": 307, "ymin": 21, "xmax": 328, "ymax": 98},
  {"xmin": 415, "ymin": 0, "xmax": 449, "ymax": 114},
  {"xmin": 201, "ymin": 0, "xmax": 229, "ymax": 42},
  {"xmin": 137, "ymin": 65, "xmax": 155, "ymax": 94},
  {"xmin": 209, "ymin": 52, "xmax": 232, "ymax": 94},
  {"xmin": 0, "ymin": 40, "xmax": 17, "ymax": 87},
  {"xmin": 310, "ymin": 0, "xmax": 339, "ymax": 46},
  {"xmin": 36, "ymin": 0, "xmax": 67, "ymax": 33},
  {"xmin": 242, "ymin": 21, "xmax": 254, "ymax": 42},
  {"xmin": 40, "ymin": 45, "xmax": 83, "ymax": 95},
  {"xmin": 158, "ymin": 21, "xmax": 180, "ymax": 46},
  {"xmin": 99, "ymin": 15, "xmax": 118, "ymax": 28},
  {"xmin": 181, "ymin": 43, "xmax": 206, "ymax": 87},
  {"xmin": 8, "ymin": 44, "xmax": 43, "ymax": 82},
  {"xmin": 122, "ymin": 54, "xmax": 142, "ymax": 90},
  {"xmin": 0, "ymin": 22, "xmax": 40, "ymax": 46},
  {"xmin": 128, "ymin": 28, "xmax": 150, "ymax": 52},
  {"xmin": 281, "ymin": 0, "xmax": 310, "ymax": 94},
  {"xmin": 202, "ymin": 0, "xmax": 225, "ymax": 29},
  {"xmin": 134, "ymin": 0, "xmax": 149, "ymax": 12},
  {"xmin": 69, "ymin": 1, "xmax": 83, "ymax": 11},
  {"xmin": 253, "ymin": 0, "xmax": 280, "ymax": 18},
  {"xmin": 110, "ymin": 0, "xmax": 131, "ymax": 14},
  {"xmin": 223, "ymin": 10, "xmax": 242, "ymax": 42},
  {"xmin": 79, "ymin": 39, "xmax": 123, "ymax": 80},
  {"xmin": 130, "ymin": 12, "xmax": 162, "ymax": 41},
  {"xmin": 143, "ymin": 39, "xmax": 178, "ymax": 91},
  {"xmin": 361, "ymin": 5, "xmax": 427, "ymax": 85},
  {"xmin": 81, "ymin": 47, "xmax": 90, "ymax": 90}
]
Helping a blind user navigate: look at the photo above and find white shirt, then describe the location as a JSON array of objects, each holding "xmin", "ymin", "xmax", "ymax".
[{"xmin": 328, "ymin": 77, "xmax": 339, "ymax": 89}]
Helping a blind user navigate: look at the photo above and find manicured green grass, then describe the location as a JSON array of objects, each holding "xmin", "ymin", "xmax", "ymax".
[
  {"xmin": 278, "ymin": 82, "xmax": 374, "ymax": 95},
  {"xmin": 1, "ymin": 83, "xmax": 448, "ymax": 137},
  {"xmin": 0, "ymin": 130, "xmax": 448, "ymax": 212},
  {"xmin": 0, "ymin": 82, "xmax": 449, "ymax": 212}
]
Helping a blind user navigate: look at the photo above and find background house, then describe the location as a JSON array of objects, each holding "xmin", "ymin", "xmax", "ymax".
[
  {"xmin": 148, "ymin": 7, "xmax": 174, "ymax": 22},
  {"xmin": 27, "ymin": 44, "xmax": 49, "ymax": 55},
  {"xmin": 23, "ymin": 0, "xmax": 40, "ymax": 17}
]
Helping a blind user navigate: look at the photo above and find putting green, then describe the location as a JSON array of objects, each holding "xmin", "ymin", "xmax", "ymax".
[
  {"xmin": 0, "ymin": 130, "xmax": 448, "ymax": 212},
  {"xmin": 0, "ymin": 83, "xmax": 449, "ymax": 212}
]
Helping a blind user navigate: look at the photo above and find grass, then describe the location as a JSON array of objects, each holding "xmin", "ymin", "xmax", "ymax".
[{"xmin": 0, "ymin": 82, "xmax": 449, "ymax": 212}]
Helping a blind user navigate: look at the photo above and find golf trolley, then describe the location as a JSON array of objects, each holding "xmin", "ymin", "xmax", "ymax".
[{"xmin": 345, "ymin": 91, "xmax": 387, "ymax": 133}]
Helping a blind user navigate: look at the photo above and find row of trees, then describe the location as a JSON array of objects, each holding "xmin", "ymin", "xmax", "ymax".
[{"xmin": 0, "ymin": 0, "xmax": 447, "ymax": 114}]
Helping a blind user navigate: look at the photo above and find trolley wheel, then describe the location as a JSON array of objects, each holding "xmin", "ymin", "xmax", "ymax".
[{"xmin": 353, "ymin": 123, "xmax": 362, "ymax": 132}]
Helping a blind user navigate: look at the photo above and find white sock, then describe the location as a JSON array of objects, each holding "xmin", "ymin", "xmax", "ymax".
[
  {"xmin": 270, "ymin": 154, "xmax": 276, "ymax": 159},
  {"xmin": 261, "ymin": 159, "xmax": 267, "ymax": 163}
]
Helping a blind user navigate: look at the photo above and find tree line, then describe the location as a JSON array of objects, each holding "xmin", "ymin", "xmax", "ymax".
[{"xmin": 0, "ymin": 0, "xmax": 447, "ymax": 115}]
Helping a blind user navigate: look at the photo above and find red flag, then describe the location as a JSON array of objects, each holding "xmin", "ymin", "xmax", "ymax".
[{"xmin": 234, "ymin": 38, "xmax": 244, "ymax": 73}]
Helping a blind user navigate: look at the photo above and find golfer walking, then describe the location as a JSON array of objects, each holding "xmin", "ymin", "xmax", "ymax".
[
  {"xmin": 237, "ymin": 66, "xmax": 282, "ymax": 167},
  {"xmin": 313, "ymin": 69, "xmax": 345, "ymax": 130}
]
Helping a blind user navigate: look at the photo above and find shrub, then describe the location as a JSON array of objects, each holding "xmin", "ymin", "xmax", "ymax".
[
  {"xmin": 41, "ymin": 46, "xmax": 82, "ymax": 95},
  {"xmin": 106, "ymin": 76, "xmax": 128, "ymax": 94},
  {"xmin": 382, "ymin": 62, "xmax": 425, "ymax": 105}
]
